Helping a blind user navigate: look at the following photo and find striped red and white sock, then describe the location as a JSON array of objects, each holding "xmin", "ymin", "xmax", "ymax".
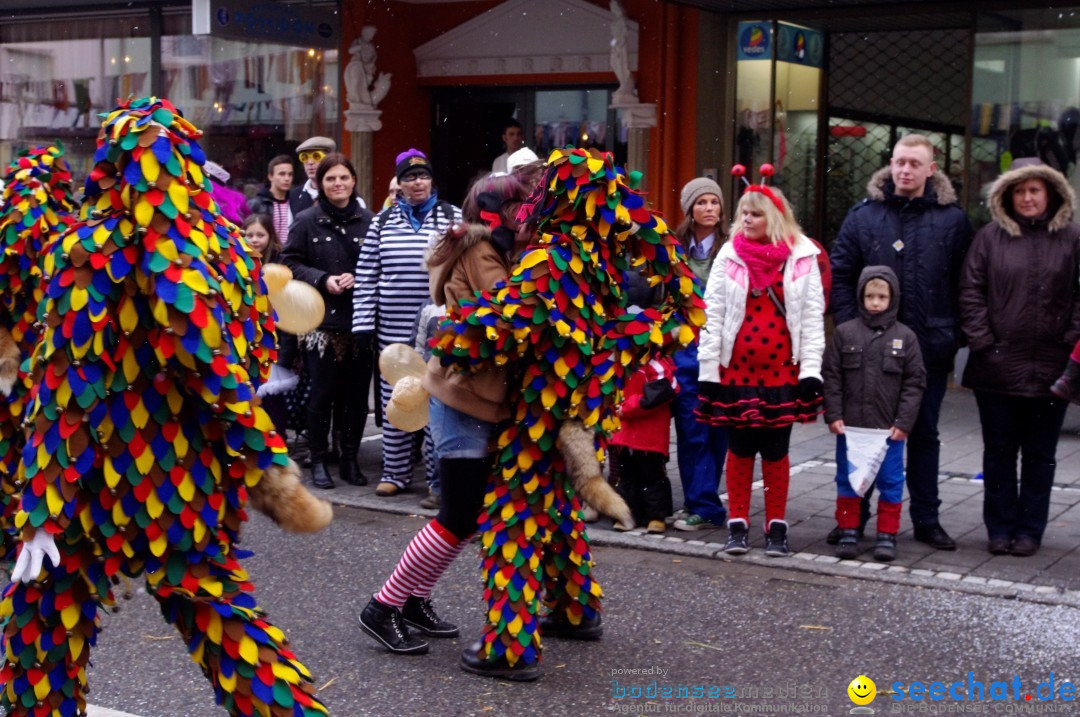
[{"xmin": 374, "ymin": 520, "xmax": 463, "ymax": 608}]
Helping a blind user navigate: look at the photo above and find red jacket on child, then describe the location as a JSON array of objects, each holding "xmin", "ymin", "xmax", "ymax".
[{"xmin": 610, "ymin": 357, "xmax": 678, "ymax": 455}]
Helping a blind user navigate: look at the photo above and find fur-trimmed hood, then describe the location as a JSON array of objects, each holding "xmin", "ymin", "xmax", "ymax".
[
  {"xmin": 986, "ymin": 163, "xmax": 1076, "ymax": 237},
  {"xmin": 866, "ymin": 166, "xmax": 958, "ymax": 206},
  {"xmin": 426, "ymin": 222, "xmax": 492, "ymax": 300}
]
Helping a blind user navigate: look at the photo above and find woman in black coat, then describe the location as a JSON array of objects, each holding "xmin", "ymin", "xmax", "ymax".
[
  {"xmin": 960, "ymin": 161, "xmax": 1080, "ymax": 557},
  {"xmin": 281, "ymin": 154, "xmax": 374, "ymax": 489}
]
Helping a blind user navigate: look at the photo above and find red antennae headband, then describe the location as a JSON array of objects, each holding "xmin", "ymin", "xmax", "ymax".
[{"xmin": 731, "ymin": 163, "xmax": 786, "ymax": 214}]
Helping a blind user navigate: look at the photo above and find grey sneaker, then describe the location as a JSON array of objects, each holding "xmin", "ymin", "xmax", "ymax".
[{"xmin": 419, "ymin": 491, "xmax": 440, "ymax": 510}]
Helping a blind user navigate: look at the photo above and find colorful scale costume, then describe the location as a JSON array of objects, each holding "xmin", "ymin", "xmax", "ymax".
[
  {"xmin": 0, "ymin": 145, "xmax": 79, "ymax": 556},
  {"xmin": 0, "ymin": 97, "xmax": 327, "ymax": 716},
  {"xmin": 432, "ymin": 148, "xmax": 706, "ymax": 667}
]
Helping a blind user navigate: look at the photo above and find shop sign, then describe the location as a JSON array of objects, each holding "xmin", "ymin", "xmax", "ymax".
[
  {"xmin": 777, "ymin": 23, "xmax": 824, "ymax": 68},
  {"xmin": 192, "ymin": 0, "xmax": 337, "ymax": 48},
  {"xmin": 737, "ymin": 22, "xmax": 772, "ymax": 61}
]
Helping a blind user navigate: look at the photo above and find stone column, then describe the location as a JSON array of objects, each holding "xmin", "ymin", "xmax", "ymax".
[
  {"xmin": 610, "ymin": 102, "xmax": 657, "ymax": 189},
  {"xmin": 345, "ymin": 108, "xmax": 382, "ymax": 208}
]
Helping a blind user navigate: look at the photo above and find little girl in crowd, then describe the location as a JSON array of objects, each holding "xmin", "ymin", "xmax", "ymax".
[
  {"xmin": 243, "ymin": 214, "xmax": 294, "ymax": 432},
  {"xmin": 695, "ymin": 172, "xmax": 825, "ymax": 557},
  {"xmin": 611, "ymin": 356, "xmax": 679, "ymax": 533}
]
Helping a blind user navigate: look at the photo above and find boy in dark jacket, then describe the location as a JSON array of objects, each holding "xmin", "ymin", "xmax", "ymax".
[{"xmin": 823, "ymin": 265, "xmax": 926, "ymax": 562}]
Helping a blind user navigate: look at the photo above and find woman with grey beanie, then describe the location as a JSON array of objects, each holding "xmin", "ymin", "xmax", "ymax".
[{"xmin": 670, "ymin": 177, "xmax": 731, "ymax": 532}]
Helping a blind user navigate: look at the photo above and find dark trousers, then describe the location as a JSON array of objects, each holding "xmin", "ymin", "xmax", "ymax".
[
  {"xmin": 673, "ymin": 346, "xmax": 728, "ymax": 523},
  {"xmin": 304, "ymin": 336, "xmax": 373, "ymax": 463},
  {"xmin": 613, "ymin": 446, "xmax": 673, "ymax": 524},
  {"xmin": 974, "ymin": 391, "xmax": 1068, "ymax": 543},
  {"xmin": 905, "ymin": 370, "xmax": 948, "ymax": 527}
]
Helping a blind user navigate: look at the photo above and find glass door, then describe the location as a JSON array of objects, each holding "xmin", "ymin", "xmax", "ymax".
[{"xmin": 734, "ymin": 21, "xmax": 824, "ymax": 234}]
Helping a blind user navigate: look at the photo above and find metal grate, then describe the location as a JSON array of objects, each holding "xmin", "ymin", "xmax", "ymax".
[{"xmin": 822, "ymin": 28, "xmax": 971, "ymax": 245}]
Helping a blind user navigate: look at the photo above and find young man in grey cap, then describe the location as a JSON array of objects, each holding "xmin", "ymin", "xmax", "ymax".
[{"xmin": 288, "ymin": 136, "xmax": 367, "ymax": 216}]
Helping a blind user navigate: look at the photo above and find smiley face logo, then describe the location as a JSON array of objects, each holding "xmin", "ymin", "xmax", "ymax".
[{"xmin": 848, "ymin": 675, "xmax": 876, "ymax": 706}]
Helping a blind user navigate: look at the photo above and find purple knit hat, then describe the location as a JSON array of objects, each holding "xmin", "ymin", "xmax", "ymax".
[{"xmin": 395, "ymin": 148, "xmax": 433, "ymax": 181}]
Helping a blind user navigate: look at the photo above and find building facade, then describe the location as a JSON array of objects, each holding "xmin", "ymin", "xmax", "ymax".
[{"xmin": 2, "ymin": 1, "xmax": 1077, "ymax": 242}]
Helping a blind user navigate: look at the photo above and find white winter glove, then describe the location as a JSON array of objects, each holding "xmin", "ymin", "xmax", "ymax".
[{"xmin": 9, "ymin": 530, "xmax": 61, "ymax": 583}]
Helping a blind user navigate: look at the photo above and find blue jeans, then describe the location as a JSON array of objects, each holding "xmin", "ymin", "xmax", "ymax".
[
  {"xmin": 428, "ymin": 397, "xmax": 495, "ymax": 460},
  {"xmin": 835, "ymin": 435, "xmax": 906, "ymax": 503},
  {"xmin": 673, "ymin": 345, "xmax": 728, "ymax": 523}
]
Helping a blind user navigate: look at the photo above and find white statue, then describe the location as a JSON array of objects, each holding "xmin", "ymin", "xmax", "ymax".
[
  {"xmin": 609, "ymin": 0, "xmax": 636, "ymax": 104},
  {"xmin": 345, "ymin": 26, "xmax": 391, "ymax": 111}
]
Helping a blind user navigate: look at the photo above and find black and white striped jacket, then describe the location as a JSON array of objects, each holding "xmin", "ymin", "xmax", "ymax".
[{"xmin": 352, "ymin": 199, "xmax": 461, "ymax": 342}]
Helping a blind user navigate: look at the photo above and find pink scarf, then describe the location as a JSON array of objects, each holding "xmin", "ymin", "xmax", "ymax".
[{"xmin": 733, "ymin": 232, "xmax": 791, "ymax": 291}]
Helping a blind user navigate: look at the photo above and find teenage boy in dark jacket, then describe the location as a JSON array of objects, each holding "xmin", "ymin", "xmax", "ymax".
[{"xmin": 823, "ymin": 265, "xmax": 926, "ymax": 562}]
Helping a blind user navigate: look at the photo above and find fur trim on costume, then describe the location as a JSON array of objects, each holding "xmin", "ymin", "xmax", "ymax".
[
  {"xmin": 0, "ymin": 326, "xmax": 19, "ymax": 396},
  {"xmin": 427, "ymin": 222, "xmax": 492, "ymax": 297},
  {"xmin": 558, "ymin": 420, "xmax": 634, "ymax": 529},
  {"xmin": 866, "ymin": 166, "xmax": 958, "ymax": 206},
  {"xmin": 250, "ymin": 459, "xmax": 333, "ymax": 533},
  {"xmin": 986, "ymin": 163, "xmax": 1076, "ymax": 237}
]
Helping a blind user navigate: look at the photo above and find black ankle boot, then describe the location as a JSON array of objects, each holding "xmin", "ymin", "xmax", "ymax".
[
  {"xmin": 764, "ymin": 522, "xmax": 790, "ymax": 557},
  {"xmin": 1051, "ymin": 358, "xmax": 1080, "ymax": 404},
  {"xmin": 874, "ymin": 533, "xmax": 897, "ymax": 562},
  {"xmin": 539, "ymin": 611, "xmax": 603, "ymax": 640},
  {"xmin": 835, "ymin": 529, "xmax": 860, "ymax": 559},
  {"xmin": 402, "ymin": 596, "xmax": 458, "ymax": 637},
  {"xmin": 311, "ymin": 462, "xmax": 334, "ymax": 490},
  {"xmin": 459, "ymin": 642, "xmax": 539, "ymax": 681},
  {"xmin": 339, "ymin": 457, "xmax": 368, "ymax": 486},
  {"xmin": 358, "ymin": 597, "xmax": 429, "ymax": 654}
]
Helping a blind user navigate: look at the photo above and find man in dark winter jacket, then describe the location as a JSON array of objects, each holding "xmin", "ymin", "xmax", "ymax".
[
  {"xmin": 824, "ymin": 266, "xmax": 926, "ymax": 562},
  {"xmin": 829, "ymin": 134, "xmax": 972, "ymax": 550},
  {"xmin": 248, "ymin": 154, "xmax": 294, "ymax": 243}
]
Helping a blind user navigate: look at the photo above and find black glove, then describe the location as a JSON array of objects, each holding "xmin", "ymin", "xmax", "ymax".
[
  {"xmin": 799, "ymin": 377, "xmax": 824, "ymax": 402},
  {"xmin": 640, "ymin": 378, "xmax": 676, "ymax": 410}
]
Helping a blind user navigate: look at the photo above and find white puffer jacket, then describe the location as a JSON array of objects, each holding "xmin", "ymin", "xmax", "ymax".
[{"xmin": 698, "ymin": 235, "xmax": 825, "ymax": 384}]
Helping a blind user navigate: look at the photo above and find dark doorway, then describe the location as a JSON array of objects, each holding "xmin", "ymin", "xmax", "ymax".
[
  {"xmin": 431, "ymin": 85, "xmax": 623, "ymax": 207},
  {"xmin": 431, "ymin": 88, "xmax": 526, "ymax": 206}
]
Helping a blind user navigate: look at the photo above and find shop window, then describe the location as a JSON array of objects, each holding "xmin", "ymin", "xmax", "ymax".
[
  {"xmin": 0, "ymin": 6, "xmax": 339, "ymax": 201},
  {"xmin": 534, "ymin": 89, "xmax": 614, "ymax": 157},
  {"xmin": 970, "ymin": 8, "xmax": 1080, "ymax": 222},
  {"xmin": 735, "ymin": 21, "xmax": 823, "ymax": 234},
  {"xmin": 160, "ymin": 33, "xmax": 339, "ymax": 193},
  {"xmin": 0, "ymin": 13, "xmax": 152, "ymax": 179}
]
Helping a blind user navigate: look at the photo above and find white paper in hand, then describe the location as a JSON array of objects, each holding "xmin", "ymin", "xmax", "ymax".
[{"xmin": 842, "ymin": 427, "xmax": 892, "ymax": 497}]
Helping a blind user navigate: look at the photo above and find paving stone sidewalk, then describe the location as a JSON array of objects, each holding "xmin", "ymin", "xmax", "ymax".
[{"xmin": 327, "ymin": 386, "xmax": 1080, "ymax": 604}]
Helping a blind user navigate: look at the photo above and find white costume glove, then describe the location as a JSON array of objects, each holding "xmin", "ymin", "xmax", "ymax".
[{"xmin": 10, "ymin": 530, "xmax": 61, "ymax": 583}]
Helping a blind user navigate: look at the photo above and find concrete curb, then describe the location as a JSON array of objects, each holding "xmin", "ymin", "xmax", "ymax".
[{"xmin": 326, "ymin": 491, "xmax": 1080, "ymax": 610}]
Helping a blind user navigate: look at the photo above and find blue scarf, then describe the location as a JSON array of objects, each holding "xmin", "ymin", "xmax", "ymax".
[{"xmin": 398, "ymin": 193, "xmax": 439, "ymax": 231}]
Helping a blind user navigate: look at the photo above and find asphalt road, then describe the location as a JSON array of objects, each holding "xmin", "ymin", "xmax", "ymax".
[{"xmin": 81, "ymin": 505, "xmax": 1080, "ymax": 717}]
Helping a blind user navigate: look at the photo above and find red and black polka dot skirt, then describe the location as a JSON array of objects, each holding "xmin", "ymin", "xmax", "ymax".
[{"xmin": 695, "ymin": 280, "xmax": 822, "ymax": 428}]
